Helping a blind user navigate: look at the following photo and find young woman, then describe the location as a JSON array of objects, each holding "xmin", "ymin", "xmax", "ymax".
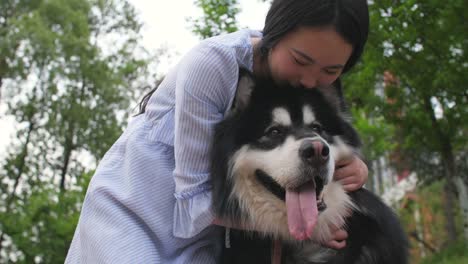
[{"xmin": 66, "ymin": 0, "xmax": 369, "ymax": 263}]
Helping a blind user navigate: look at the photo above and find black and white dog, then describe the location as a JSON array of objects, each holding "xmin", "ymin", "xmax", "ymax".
[{"xmin": 210, "ymin": 69, "xmax": 408, "ymax": 264}]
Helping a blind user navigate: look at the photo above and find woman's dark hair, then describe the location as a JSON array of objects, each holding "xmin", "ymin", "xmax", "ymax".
[
  {"xmin": 260, "ymin": 0, "xmax": 369, "ymax": 73},
  {"xmin": 135, "ymin": 80, "xmax": 161, "ymax": 116},
  {"xmin": 136, "ymin": 86, "xmax": 155, "ymax": 115}
]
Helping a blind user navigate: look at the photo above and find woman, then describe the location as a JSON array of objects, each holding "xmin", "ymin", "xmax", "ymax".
[{"xmin": 66, "ymin": 0, "xmax": 370, "ymax": 263}]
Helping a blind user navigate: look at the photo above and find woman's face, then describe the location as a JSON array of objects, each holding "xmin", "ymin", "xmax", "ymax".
[{"xmin": 267, "ymin": 27, "xmax": 353, "ymax": 88}]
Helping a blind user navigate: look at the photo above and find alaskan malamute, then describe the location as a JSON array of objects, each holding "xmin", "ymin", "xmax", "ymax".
[{"xmin": 210, "ymin": 69, "xmax": 408, "ymax": 264}]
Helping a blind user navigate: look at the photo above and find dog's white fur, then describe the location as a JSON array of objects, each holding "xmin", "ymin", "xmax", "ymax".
[
  {"xmin": 302, "ymin": 105, "xmax": 316, "ymax": 125},
  {"xmin": 272, "ymin": 107, "xmax": 292, "ymax": 126}
]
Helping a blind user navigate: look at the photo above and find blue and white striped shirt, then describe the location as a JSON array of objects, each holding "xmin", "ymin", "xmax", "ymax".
[{"xmin": 66, "ymin": 29, "xmax": 262, "ymax": 263}]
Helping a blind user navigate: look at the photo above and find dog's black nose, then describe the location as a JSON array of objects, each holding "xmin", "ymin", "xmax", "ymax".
[{"xmin": 299, "ymin": 140, "xmax": 329, "ymax": 164}]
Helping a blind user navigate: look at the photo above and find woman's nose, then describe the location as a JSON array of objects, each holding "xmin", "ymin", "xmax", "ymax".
[
  {"xmin": 299, "ymin": 75, "xmax": 318, "ymax": 89},
  {"xmin": 299, "ymin": 66, "xmax": 322, "ymax": 89}
]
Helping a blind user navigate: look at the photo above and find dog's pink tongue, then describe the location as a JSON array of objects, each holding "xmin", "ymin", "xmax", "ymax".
[{"xmin": 286, "ymin": 182, "xmax": 318, "ymax": 241}]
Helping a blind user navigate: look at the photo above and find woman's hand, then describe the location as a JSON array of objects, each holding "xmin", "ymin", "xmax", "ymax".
[
  {"xmin": 323, "ymin": 225, "xmax": 348, "ymax": 249},
  {"xmin": 333, "ymin": 155, "xmax": 368, "ymax": 192},
  {"xmin": 323, "ymin": 155, "xmax": 368, "ymax": 249}
]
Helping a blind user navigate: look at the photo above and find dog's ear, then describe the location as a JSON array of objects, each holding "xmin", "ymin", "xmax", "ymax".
[{"xmin": 231, "ymin": 68, "xmax": 255, "ymax": 112}]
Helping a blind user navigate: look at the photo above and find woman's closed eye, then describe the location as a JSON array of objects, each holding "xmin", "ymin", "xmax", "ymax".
[
  {"xmin": 323, "ymin": 68, "xmax": 339, "ymax": 75},
  {"xmin": 293, "ymin": 56, "xmax": 339, "ymax": 75},
  {"xmin": 292, "ymin": 56, "xmax": 308, "ymax": 66}
]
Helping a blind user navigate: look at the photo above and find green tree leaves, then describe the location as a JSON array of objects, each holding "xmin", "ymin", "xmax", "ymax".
[
  {"xmin": 0, "ymin": 0, "xmax": 151, "ymax": 262},
  {"xmin": 189, "ymin": 0, "xmax": 241, "ymax": 39},
  {"xmin": 347, "ymin": 0, "xmax": 468, "ymax": 244}
]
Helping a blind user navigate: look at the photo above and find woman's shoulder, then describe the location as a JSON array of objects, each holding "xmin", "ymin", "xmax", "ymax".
[
  {"xmin": 182, "ymin": 29, "xmax": 261, "ymax": 70},
  {"xmin": 204, "ymin": 29, "xmax": 262, "ymax": 48}
]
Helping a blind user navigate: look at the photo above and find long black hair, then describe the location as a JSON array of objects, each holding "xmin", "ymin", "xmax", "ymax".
[
  {"xmin": 260, "ymin": 0, "xmax": 369, "ymax": 73},
  {"xmin": 136, "ymin": 85, "xmax": 156, "ymax": 115}
]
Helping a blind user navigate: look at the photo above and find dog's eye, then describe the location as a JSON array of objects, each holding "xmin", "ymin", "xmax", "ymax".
[
  {"xmin": 266, "ymin": 126, "xmax": 283, "ymax": 137},
  {"xmin": 310, "ymin": 123, "xmax": 323, "ymax": 133}
]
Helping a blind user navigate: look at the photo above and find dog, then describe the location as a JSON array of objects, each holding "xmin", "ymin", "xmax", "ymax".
[{"xmin": 210, "ymin": 69, "xmax": 409, "ymax": 264}]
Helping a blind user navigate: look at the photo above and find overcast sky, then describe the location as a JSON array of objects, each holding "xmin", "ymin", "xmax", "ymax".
[
  {"xmin": 0, "ymin": 0, "xmax": 270, "ymax": 154},
  {"xmin": 129, "ymin": 0, "xmax": 269, "ymax": 72},
  {"xmin": 130, "ymin": 0, "xmax": 270, "ymax": 51}
]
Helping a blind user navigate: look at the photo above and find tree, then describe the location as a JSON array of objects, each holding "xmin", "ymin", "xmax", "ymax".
[
  {"xmin": 0, "ymin": 0, "xmax": 151, "ymax": 262},
  {"xmin": 188, "ymin": 0, "xmax": 240, "ymax": 39},
  {"xmin": 346, "ymin": 0, "xmax": 468, "ymax": 245}
]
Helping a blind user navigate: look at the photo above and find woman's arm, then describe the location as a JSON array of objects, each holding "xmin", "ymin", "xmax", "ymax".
[{"xmin": 171, "ymin": 42, "xmax": 239, "ymax": 239}]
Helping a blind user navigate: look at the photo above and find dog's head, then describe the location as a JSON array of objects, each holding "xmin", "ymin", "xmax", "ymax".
[{"xmin": 211, "ymin": 69, "xmax": 361, "ymax": 240}]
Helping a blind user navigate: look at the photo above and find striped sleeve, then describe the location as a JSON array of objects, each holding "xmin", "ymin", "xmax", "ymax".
[{"xmin": 172, "ymin": 42, "xmax": 238, "ymax": 238}]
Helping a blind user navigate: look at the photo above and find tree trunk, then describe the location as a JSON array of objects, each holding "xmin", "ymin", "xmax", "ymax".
[
  {"xmin": 371, "ymin": 160, "xmax": 380, "ymax": 195},
  {"xmin": 413, "ymin": 202, "xmax": 426, "ymax": 257},
  {"xmin": 423, "ymin": 95, "xmax": 458, "ymax": 244},
  {"xmin": 442, "ymin": 181, "xmax": 458, "ymax": 243},
  {"xmin": 439, "ymin": 122, "xmax": 459, "ymax": 244},
  {"xmin": 454, "ymin": 176, "xmax": 468, "ymax": 245},
  {"xmin": 60, "ymin": 133, "xmax": 74, "ymax": 191}
]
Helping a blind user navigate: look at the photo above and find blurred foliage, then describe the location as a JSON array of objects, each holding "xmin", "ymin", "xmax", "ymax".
[
  {"xmin": 188, "ymin": 0, "xmax": 240, "ymax": 39},
  {"xmin": 0, "ymin": 0, "xmax": 152, "ymax": 262},
  {"xmin": 0, "ymin": 171, "xmax": 92, "ymax": 263},
  {"xmin": 345, "ymin": 0, "xmax": 467, "ymax": 182},
  {"xmin": 344, "ymin": 0, "xmax": 468, "ymax": 244},
  {"xmin": 419, "ymin": 240, "xmax": 468, "ymax": 264},
  {"xmin": 397, "ymin": 181, "xmax": 464, "ymax": 263}
]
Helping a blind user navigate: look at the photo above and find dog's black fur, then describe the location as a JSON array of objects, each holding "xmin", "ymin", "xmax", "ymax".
[{"xmin": 210, "ymin": 69, "xmax": 408, "ymax": 264}]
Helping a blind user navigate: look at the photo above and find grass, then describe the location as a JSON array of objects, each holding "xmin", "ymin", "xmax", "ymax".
[{"xmin": 419, "ymin": 241, "xmax": 468, "ymax": 264}]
